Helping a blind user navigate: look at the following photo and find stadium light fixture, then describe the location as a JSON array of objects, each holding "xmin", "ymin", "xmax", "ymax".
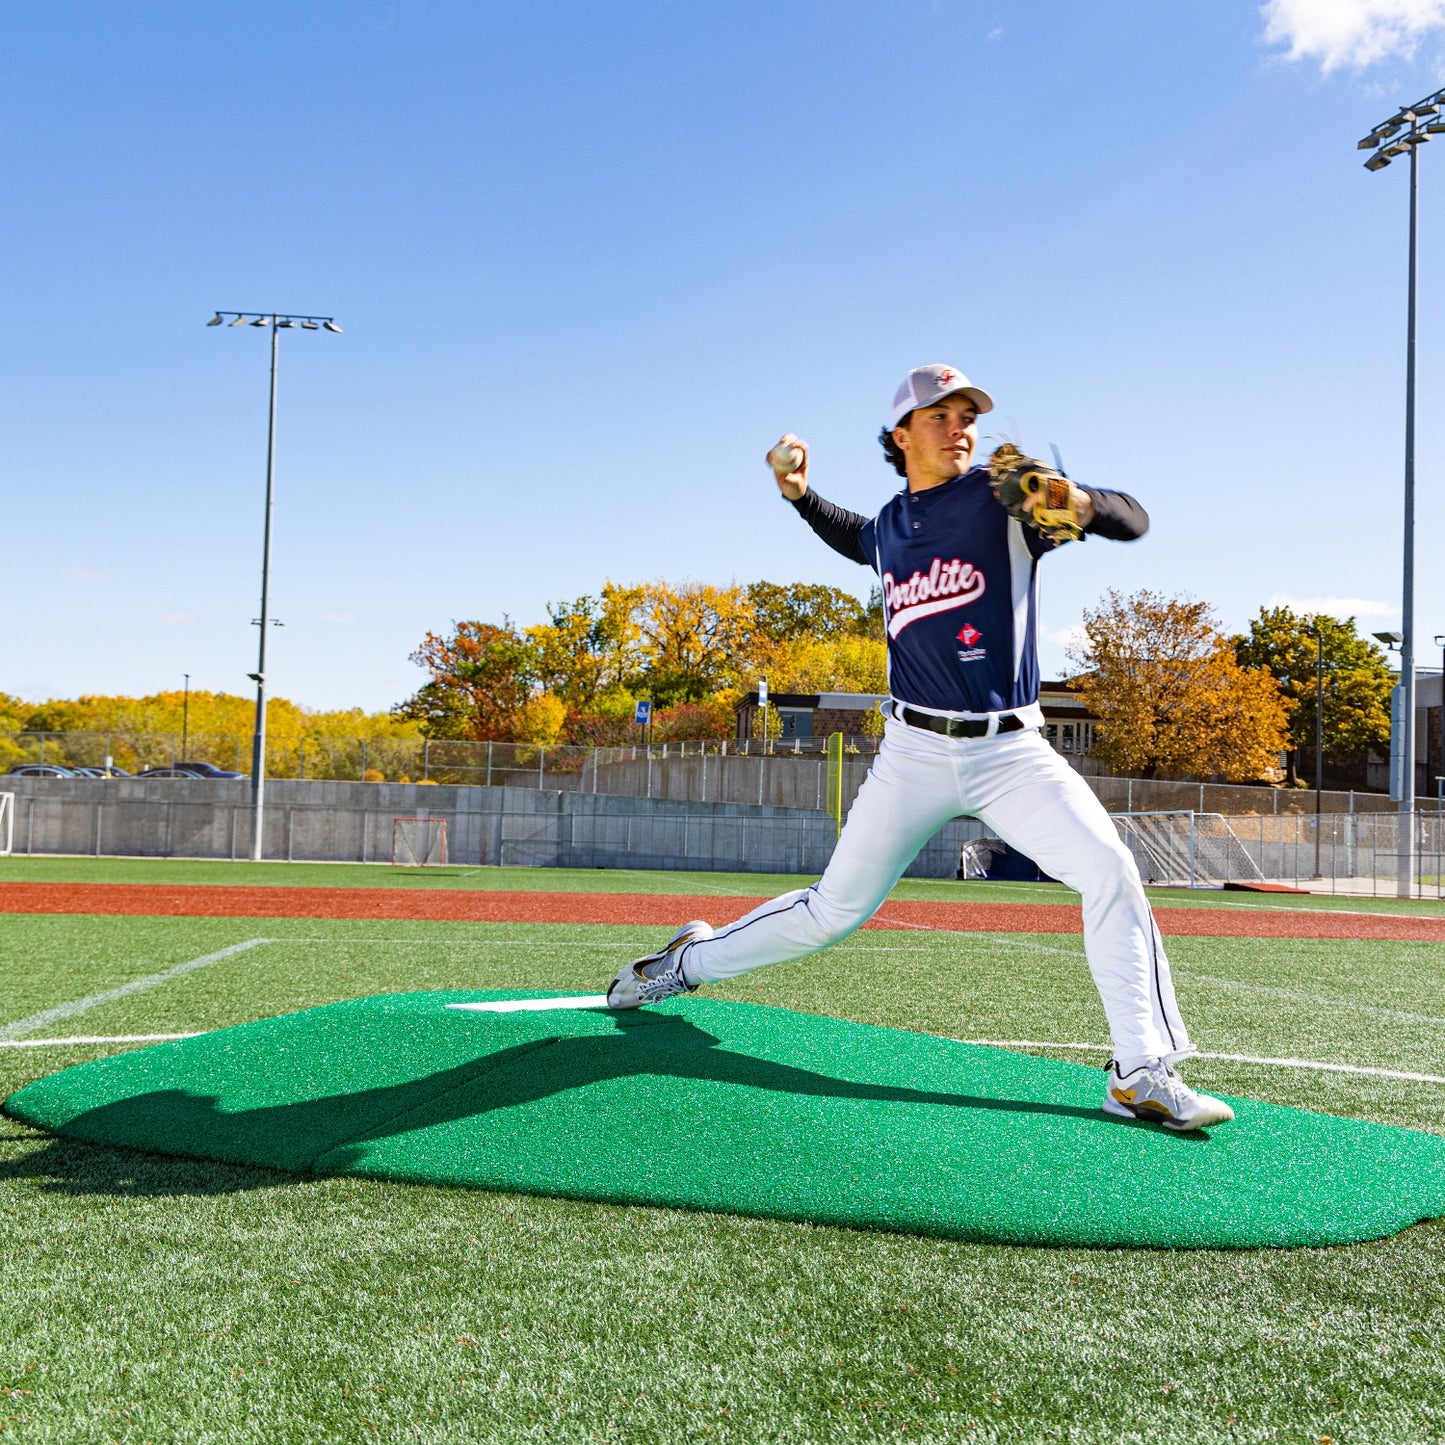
[
  {"xmin": 1359, "ymin": 89, "xmax": 1441, "ymax": 896},
  {"xmin": 206, "ymin": 313, "xmax": 224, "ymax": 326},
  {"xmin": 209, "ymin": 307, "xmax": 341, "ymax": 860}
]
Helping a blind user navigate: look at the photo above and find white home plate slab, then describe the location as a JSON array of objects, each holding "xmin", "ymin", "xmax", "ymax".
[{"xmin": 446, "ymin": 995, "xmax": 612, "ymax": 1014}]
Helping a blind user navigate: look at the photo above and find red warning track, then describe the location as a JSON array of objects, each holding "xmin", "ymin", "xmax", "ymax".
[{"xmin": 3, "ymin": 882, "xmax": 1443, "ymax": 940}]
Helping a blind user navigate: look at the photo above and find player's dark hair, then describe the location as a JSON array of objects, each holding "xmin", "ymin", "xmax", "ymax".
[{"xmin": 878, "ymin": 420, "xmax": 909, "ymax": 478}]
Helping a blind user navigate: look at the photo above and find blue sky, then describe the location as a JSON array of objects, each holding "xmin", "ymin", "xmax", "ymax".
[{"xmin": 6, "ymin": 0, "xmax": 1445, "ymax": 712}]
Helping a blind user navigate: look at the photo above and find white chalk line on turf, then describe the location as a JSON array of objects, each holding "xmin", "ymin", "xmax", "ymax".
[{"xmin": 0, "ymin": 939, "xmax": 271, "ymax": 1041}]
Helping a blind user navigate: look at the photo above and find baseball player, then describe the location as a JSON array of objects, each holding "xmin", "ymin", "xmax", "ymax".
[{"xmin": 608, "ymin": 364, "xmax": 1232, "ymax": 1132}]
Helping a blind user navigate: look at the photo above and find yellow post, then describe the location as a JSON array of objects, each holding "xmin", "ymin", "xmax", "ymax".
[{"xmin": 826, "ymin": 731, "xmax": 844, "ymax": 838}]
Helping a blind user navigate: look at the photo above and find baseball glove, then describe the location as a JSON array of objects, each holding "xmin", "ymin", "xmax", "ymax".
[{"xmin": 987, "ymin": 442, "xmax": 1085, "ymax": 543}]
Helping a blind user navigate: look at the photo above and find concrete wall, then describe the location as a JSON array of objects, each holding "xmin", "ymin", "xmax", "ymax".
[
  {"xmin": 583, "ymin": 750, "xmax": 1402, "ymax": 816},
  {"xmin": 585, "ymin": 749, "xmax": 877, "ymax": 812},
  {"xmin": 0, "ymin": 775, "xmax": 987, "ymax": 879}
]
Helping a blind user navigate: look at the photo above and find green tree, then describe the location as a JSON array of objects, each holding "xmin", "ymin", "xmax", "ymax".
[
  {"xmin": 1231, "ymin": 607, "xmax": 1393, "ymax": 785},
  {"xmin": 746, "ymin": 582, "xmax": 872, "ymax": 643}
]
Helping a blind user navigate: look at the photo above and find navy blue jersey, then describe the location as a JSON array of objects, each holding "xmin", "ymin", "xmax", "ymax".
[{"xmin": 791, "ymin": 468, "xmax": 1147, "ymax": 716}]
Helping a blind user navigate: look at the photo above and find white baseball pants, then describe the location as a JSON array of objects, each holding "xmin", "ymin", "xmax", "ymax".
[{"xmin": 679, "ymin": 713, "xmax": 1193, "ymax": 1074}]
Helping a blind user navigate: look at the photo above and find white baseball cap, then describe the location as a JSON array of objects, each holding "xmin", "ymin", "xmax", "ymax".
[{"xmin": 890, "ymin": 364, "xmax": 994, "ymax": 427}]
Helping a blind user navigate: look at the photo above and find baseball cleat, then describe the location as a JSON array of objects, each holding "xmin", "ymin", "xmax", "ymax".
[
  {"xmin": 606, "ymin": 920, "xmax": 713, "ymax": 1009},
  {"xmin": 1102, "ymin": 1059, "xmax": 1234, "ymax": 1132}
]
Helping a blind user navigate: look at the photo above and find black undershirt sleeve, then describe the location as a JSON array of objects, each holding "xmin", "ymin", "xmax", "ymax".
[
  {"xmin": 1080, "ymin": 488, "xmax": 1149, "ymax": 542},
  {"xmin": 788, "ymin": 488, "xmax": 871, "ymax": 565}
]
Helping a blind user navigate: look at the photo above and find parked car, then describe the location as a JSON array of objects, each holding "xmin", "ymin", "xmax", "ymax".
[
  {"xmin": 174, "ymin": 760, "xmax": 246, "ymax": 780},
  {"xmin": 135, "ymin": 767, "xmax": 210, "ymax": 779},
  {"xmin": 4, "ymin": 764, "xmax": 79, "ymax": 778}
]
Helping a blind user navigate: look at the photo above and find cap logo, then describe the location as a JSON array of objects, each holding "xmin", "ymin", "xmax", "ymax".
[{"xmin": 935, "ymin": 368, "xmax": 957, "ymax": 386}]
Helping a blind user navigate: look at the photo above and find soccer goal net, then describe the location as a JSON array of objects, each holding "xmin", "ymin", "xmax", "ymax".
[
  {"xmin": 392, "ymin": 816, "xmax": 447, "ymax": 867},
  {"xmin": 1111, "ymin": 811, "xmax": 1266, "ymax": 888},
  {"xmin": 0, "ymin": 793, "xmax": 12, "ymax": 857}
]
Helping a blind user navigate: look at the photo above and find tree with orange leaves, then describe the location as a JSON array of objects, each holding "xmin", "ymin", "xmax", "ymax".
[
  {"xmin": 399, "ymin": 620, "xmax": 540, "ymax": 741},
  {"xmin": 1067, "ymin": 589, "xmax": 1289, "ymax": 782}
]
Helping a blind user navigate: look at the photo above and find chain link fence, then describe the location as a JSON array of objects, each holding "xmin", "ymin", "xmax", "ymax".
[
  {"xmin": 4, "ymin": 729, "xmax": 1417, "ymax": 816},
  {"xmin": 0, "ymin": 731, "xmax": 597, "ymax": 789}
]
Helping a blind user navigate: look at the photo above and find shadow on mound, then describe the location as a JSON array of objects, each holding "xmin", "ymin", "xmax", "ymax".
[
  {"xmin": 57, "ymin": 1013, "xmax": 1126, "ymax": 1168},
  {"xmin": 0, "ymin": 1133, "xmax": 291, "ymax": 1198},
  {"xmin": 5, "ymin": 992, "xmax": 1441, "ymax": 1248}
]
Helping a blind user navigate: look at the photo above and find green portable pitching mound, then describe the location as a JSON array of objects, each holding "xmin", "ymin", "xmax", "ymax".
[{"xmin": 7, "ymin": 992, "xmax": 1445, "ymax": 1248}]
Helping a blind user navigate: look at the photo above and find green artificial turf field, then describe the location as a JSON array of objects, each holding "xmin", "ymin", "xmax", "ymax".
[{"xmin": 1, "ymin": 860, "xmax": 1444, "ymax": 1441}]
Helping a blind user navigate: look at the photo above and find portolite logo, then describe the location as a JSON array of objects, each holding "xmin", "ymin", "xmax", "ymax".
[
  {"xmin": 956, "ymin": 623, "xmax": 981, "ymax": 647},
  {"xmin": 936, "ymin": 368, "xmax": 957, "ymax": 386},
  {"xmin": 882, "ymin": 558, "xmax": 985, "ymax": 639}
]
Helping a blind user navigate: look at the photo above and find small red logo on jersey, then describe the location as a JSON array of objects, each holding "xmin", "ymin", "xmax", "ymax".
[{"xmin": 956, "ymin": 623, "xmax": 981, "ymax": 646}]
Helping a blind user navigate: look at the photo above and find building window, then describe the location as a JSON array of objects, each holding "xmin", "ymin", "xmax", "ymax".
[{"xmin": 777, "ymin": 709, "xmax": 812, "ymax": 739}]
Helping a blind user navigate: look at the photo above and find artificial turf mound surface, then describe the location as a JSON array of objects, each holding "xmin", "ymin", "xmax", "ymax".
[{"xmin": 7, "ymin": 991, "xmax": 1444, "ymax": 1249}]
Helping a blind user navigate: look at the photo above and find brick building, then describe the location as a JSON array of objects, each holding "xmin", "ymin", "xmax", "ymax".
[{"xmin": 735, "ymin": 691, "xmax": 885, "ymax": 742}]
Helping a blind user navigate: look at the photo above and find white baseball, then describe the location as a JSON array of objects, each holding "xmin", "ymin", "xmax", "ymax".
[{"xmin": 768, "ymin": 442, "xmax": 803, "ymax": 474}]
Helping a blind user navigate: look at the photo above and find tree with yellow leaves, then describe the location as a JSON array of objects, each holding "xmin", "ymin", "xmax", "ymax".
[
  {"xmin": 1067, "ymin": 589, "xmax": 1289, "ymax": 782},
  {"xmin": 628, "ymin": 579, "xmax": 756, "ymax": 704}
]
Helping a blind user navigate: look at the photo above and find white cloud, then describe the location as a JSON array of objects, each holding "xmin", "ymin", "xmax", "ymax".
[
  {"xmin": 985, "ymin": 25, "xmax": 1004, "ymax": 42},
  {"xmin": 1261, "ymin": 0, "xmax": 1445, "ymax": 73},
  {"xmin": 318, "ymin": 611, "xmax": 357, "ymax": 623},
  {"xmin": 66, "ymin": 566, "xmax": 104, "ymax": 580},
  {"xmin": 1045, "ymin": 624, "xmax": 1089, "ymax": 656},
  {"xmin": 159, "ymin": 611, "xmax": 198, "ymax": 625},
  {"xmin": 1265, "ymin": 592, "xmax": 1396, "ymax": 618}
]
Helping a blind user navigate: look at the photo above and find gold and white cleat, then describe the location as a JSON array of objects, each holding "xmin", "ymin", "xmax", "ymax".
[{"xmin": 1102, "ymin": 1060, "xmax": 1234, "ymax": 1132}]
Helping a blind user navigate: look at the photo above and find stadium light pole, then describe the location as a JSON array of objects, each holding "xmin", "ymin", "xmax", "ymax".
[
  {"xmin": 1359, "ymin": 94, "xmax": 1445, "ymax": 897},
  {"xmin": 1436, "ymin": 632, "xmax": 1445, "ymax": 806},
  {"xmin": 1311, "ymin": 622, "xmax": 1324, "ymax": 879},
  {"xmin": 209, "ymin": 310, "xmax": 342, "ymax": 860}
]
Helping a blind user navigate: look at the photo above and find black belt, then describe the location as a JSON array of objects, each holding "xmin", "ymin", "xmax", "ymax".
[{"xmin": 900, "ymin": 706, "xmax": 1026, "ymax": 739}]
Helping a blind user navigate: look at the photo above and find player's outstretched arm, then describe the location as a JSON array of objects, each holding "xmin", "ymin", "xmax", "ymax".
[
  {"xmin": 1079, "ymin": 489, "xmax": 1149, "ymax": 541},
  {"xmin": 765, "ymin": 433, "xmax": 870, "ymax": 565}
]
